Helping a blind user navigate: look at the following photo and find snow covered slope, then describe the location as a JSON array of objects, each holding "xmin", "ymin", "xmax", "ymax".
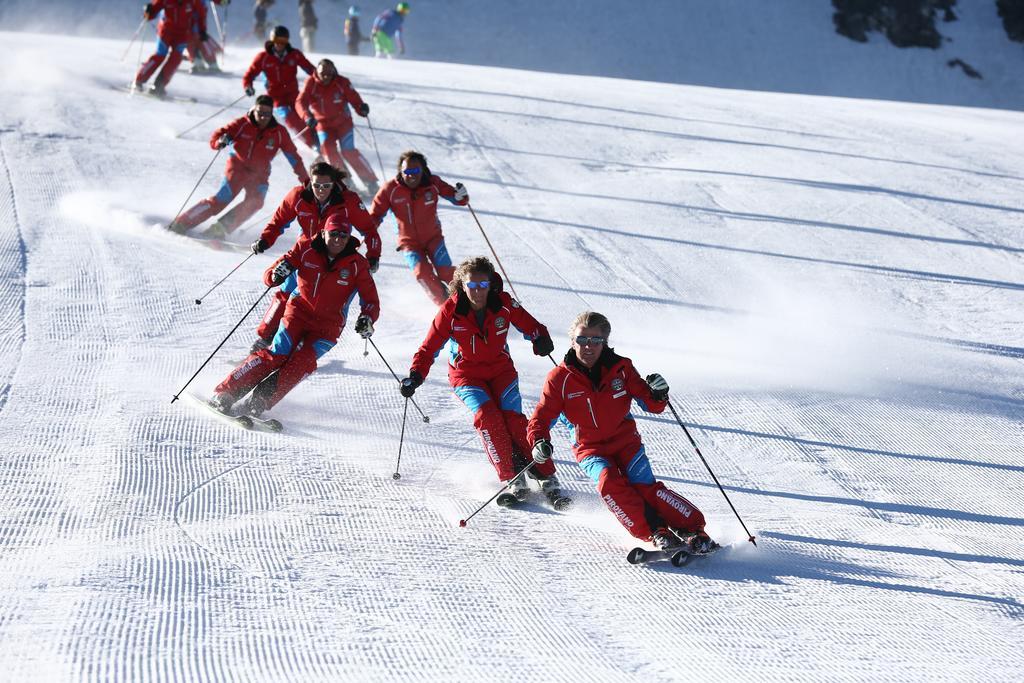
[
  {"xmin": 1, "ymin": 30, "xmax": 1022, "ymax": 681},
  {"xmin": 1, "ymin": 0, "xmax": 1022, "ymax": 109}
]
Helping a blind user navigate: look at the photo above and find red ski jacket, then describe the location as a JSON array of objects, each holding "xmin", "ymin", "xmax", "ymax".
[
  {"xmin": 211, "ymin": 113, "xmax": 308, "ymax": 183},
  {"xmin": 410, "ymin": 280, "xmax": 548, "ymax": 381},
  {"xmin": 147, "ymin": 0, "xmax": 206, "ymax": 44},
  {"xmin": 527, "ymin": 348, "xmax": 667, "ymax": 461},
  {"xmin": 296, "ymin": 74, "xmax": 366, "ymax": 131},
  {"xmin": 269, "ymin": 234, "xmax": 380, "ymax": 327},
  {"xmin": 369, "ymin": 174, "xmax": 467, "ymax": 251},
  {"xmin": 242, "ymin": 43, "xmax": 315, "ymax": 106},
  {"xmin": 259, "ymin": 183, "xmax": 381, "ymax": 259}
]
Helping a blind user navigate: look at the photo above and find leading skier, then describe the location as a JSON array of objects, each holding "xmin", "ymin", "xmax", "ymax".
[{"xmin": 527, "ymin": 311, "xmax": 716, "ymax": 553}]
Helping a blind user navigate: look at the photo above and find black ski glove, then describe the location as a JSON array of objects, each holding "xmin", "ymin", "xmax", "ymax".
[
  {"xmin": 645, "ymin": 373, "xmax": 669, "ymax": 401},
  {"xmin": 357, "ymin": 103, "xmax": 370, "ymax": 117},
  {"xmin": 199, "ymin": 30, "xmax": 209, "ymax": 42},
  {"xmin": 532, "ymin": 334, "xmax": 554, "ymax": 357},
  {"xmin": 368, "ymin": 257, "xmax": 379, "ymax": 274},
  {"xmin": 271, "ymin": 259, "xmax": 294, "ymax": 285},
  {"xmin": 143, "ymin": 3, "xmax": 155, "ymax": 19},
  {"xmin": 355, "ymin": 315, "xmax": 374, "ymax": 339},
  {"xmin": 244, "ymin": 85, "xmax": 255, "ymax": 97},
  {"xmin": 400, "ymin": 371, "xmax": 423, "ymax": 398},
  {"xmin": 532, "ymin": 439, "xmax": 553, "ymax": 464},
  {"xmin": 216, "ymin": 135, "xmax": 231, "ymax": 149},
  {"xmin": 306, "ymin": 117, "xmax": 317, "ymax": 130},
  {"xmin": 251, "ymin": 238, "xmax": 269, "ymax": 254}
]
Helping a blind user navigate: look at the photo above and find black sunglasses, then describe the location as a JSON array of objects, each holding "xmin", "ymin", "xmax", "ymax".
[{"xmin": 575, "ymin": 336, "xmax": 606, "ymax": 346}]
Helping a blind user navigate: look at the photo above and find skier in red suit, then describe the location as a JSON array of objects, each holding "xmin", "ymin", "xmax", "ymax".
[
  {"xmin": 527, "ymin": 311, "xmax": 717, "ymax": 554},
  {"xmin": 211, "ymin": 214, "xmax": 380, "ymax": 417},
  {"xmin": 296, "ymin": 59, "xmax": 379, "ymax": 198},
  {"xmin": 170, "ymin": 95, "xmax": 309, "ymax": 237},
  {"xmin": 369, "ymin": 151, "xmax": 468, "ymax": 305},
  {"xmin": 185, "ymin": 0, "xmax": 227, "ymax": 74},
  {"xmin": 242, "ymin": 25, "xmax": 317, "ymax": 149},
  {"xmin": 399, "ymin": 257, "xmax": 568, "ymax": 505},
  {"xmin": 248, "ymin": 161, "xmax": 381, "ymax": 353},
  {"xmin": 134, "ymin": 0, "xmax": 208, "ymax": 97}
]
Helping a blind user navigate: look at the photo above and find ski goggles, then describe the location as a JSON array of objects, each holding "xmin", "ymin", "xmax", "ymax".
[
  {"xmin": 464, "ymin": 281, "xmax": 490, "ymax": 290},
  {"xmin": 574, "ymin": 336, "xmax": 606, "ymax": 346},
  {"xmin": 311, "ymin": 182, "xmax": 334, "ymax": 190},
  {"xmin": 401, "ymin": 167, "xmax": 422, "ymax": 176}
]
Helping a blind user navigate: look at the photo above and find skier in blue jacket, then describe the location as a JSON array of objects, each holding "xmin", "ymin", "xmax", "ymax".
[{"xmin": 371, "ymin": 2, "xmax": 409, "ymax": 58}]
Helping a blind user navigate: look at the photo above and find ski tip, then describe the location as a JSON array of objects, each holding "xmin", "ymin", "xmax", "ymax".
[
  {"xmin": 670, "ymin": 550, "xmax": 691, "ymax": 567},
  {"xmin": 626, "ymin": 547, "xmax": 647, "ymax": 564}
]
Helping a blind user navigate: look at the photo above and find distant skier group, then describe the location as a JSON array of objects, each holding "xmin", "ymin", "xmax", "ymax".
[{"xmin": 142, "ymin": 1, "xmax": 719, "ymax": 556}]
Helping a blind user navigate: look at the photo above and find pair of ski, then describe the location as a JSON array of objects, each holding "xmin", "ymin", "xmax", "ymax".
[
  {"xmin": 187, "ymin": 394, "xmax": 283, "ymax": 433},
  {"xmin": 496, "ymin": 488, "xmax": 572, "ymax": 511},
  {"xmin": 627, "ymin": 542, "xmax": 721, "ymax": 567}
]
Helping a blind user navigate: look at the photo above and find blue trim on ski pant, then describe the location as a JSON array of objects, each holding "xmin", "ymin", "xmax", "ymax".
[
  {"xmin": 453, "ymin": 385, "xmax": 491, "ymax": 413},
  {"xmin": 312, "ymin": 338, "xmax": 336, "ymax": 358},
  {"xmin": 432, "ymin": 240, "xmax": 452, "ymax": 267},
  {"xmin": 278, "ymin": 270, "xmax": 299, "ymax": 295},
  {"xmin": 401, "ymin": 249, "xmax": 422, "ymax": 269},
  {"xmin": 579, "ymin": 447, "xmax": 654, "ymax": 485},
  {"xmin": 499, "ymin": 379, "xmax": 523, "ymax": 413},
  {"xmin": 340, "ymin": 129, "xmax": 355, "ymax": 150},
  {"xmin": 269, "ymin": 327, "xmax": 294, "ymax": 356},
  {"xmin": 154, "ymin": 38, "xmax": 187, "ymax": 57}
]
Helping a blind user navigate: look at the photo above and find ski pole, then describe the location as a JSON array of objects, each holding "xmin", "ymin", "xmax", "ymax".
[
  {"xmin": 194, "ymin": 252, "xmax": 256, "ymax": 305},
  {"xmin": 210, "ymin": 3, "xmax": 226, "ymax": 45},
  {"xmin": 120, "ymin": 18, "xmax": 148, "ymax": 62},
  {"xmin": 392, "ymin": 397, "xmax": 409, "ymax": 480},
  {"xmin": 232, "ymin": 211, "xmax": 272, "ymax": 235},
  {"xmin": 666, "ymin": 400, "xmax": 757, "ymax": 546},
  {"xmin": 290, "ymin": 124, "xmax": 319, "ymax": 152},
  {"xmin": 175, "ymin": 94, "xmax": 248, "ymax": 139},
  {"xmin": 458, "ymin": 460, "xmax": 535, "ymax": 527},
  {"xmin": 466, "ymin": 203, "xmax": 520, "ymax": 300},
  {"xmin": 366, "ymin": 337, "xmax": 430, "ymax": 423},
  {"xmin": 171, "ymin": 285, "xmax": 273, "ymax": 403},
  {"xmin": 134, "ymin": 23, "xmax": 149, "ymax": 82},
  {"xmin": 365, "ymin": 115, "xmax": 386, "ymax": 180},
  {"xmin": 168, "ymin": 147, "xmax": 223, "ymax": 229}
]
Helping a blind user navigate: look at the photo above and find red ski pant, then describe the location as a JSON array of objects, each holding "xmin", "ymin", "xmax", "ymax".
[
  {"xmin": 400, "ymin": 236, "xmax": 455, "ymax": 306},
  {"xmin": 576, "ymin": 434, "xmax": 705, "ymax": 541},
  {"xmin": 176, "ymin": 165, "xmax": 270, "ymax": 232},
  {"xmin": 316, "ymin": 123, "xmax": 377, "ymax": 187},
  {"xmin": 217, "ymin": 306, "xmax": 340, "ymax": 409},
  {"xmin": 135, "ymin": 37, "xmax": 187, "ymax": 87},
  {"xmin": 274, "ymin": 99, "xmax": 317, "ymax": 150},
  {"xmin": 451, "ymin": 365, "xmax": 556, "ymax": 482}
]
